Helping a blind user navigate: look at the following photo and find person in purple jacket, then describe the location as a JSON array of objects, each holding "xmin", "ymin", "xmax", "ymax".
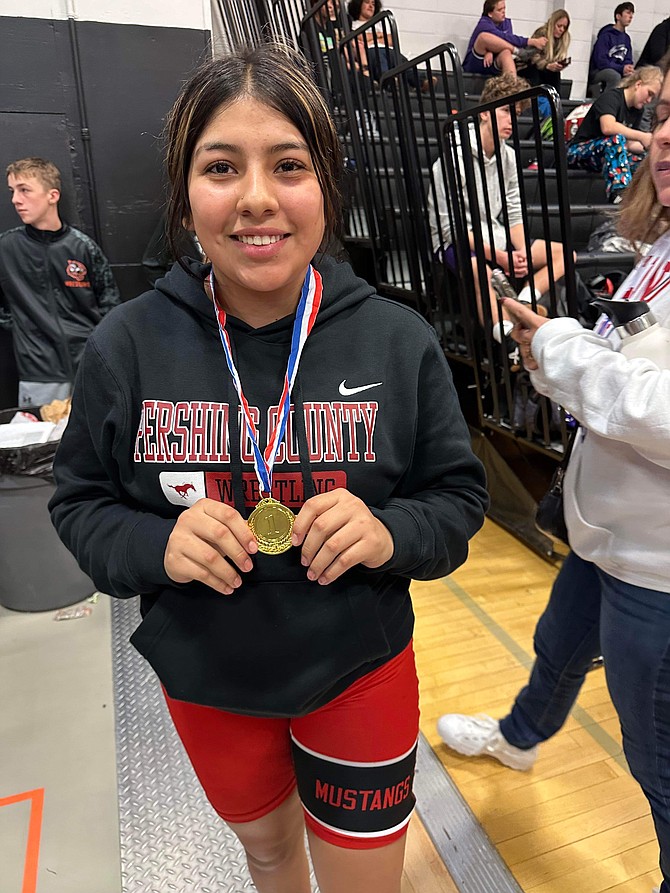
[
  {"xmin": 588, "ymin": 2, "xmax": 636, "ymax": 96},
  {"xmin": 463, "ymin": 0, "xmax": 547, "ymax": 77}
]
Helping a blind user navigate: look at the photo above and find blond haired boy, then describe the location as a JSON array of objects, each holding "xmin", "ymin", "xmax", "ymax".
[{"xmin": 0, "ymin": 157, "xmax": 120, "ymax": 406}]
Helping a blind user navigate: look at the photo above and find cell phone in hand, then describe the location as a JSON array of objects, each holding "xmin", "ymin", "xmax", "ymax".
[{"xmin": 560, "ymin": 57, "xmax": 571, "ymax": 68}]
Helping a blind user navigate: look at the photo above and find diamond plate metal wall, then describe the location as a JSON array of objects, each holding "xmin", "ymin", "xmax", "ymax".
[
  {"xmin": 112, "ymin": 597, "xmax": 516, "ymax": 893},
  {"xmin": 111, "ymin": 597, "xmax": 318, "ymax": 892}
]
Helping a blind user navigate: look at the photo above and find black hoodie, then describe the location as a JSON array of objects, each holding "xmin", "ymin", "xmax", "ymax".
[{"xmin": 49, "ymin": 255, "xmax": 487, "ymax": 716}]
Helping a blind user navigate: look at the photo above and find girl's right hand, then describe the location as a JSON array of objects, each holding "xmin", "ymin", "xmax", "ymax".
[
  {"xmin": 164, "ymin": 499, "xmax": 258, "ymax": 595},
  {"xmin": 511, "ymin": 249, "xmax": 528, "ymax": 277}
]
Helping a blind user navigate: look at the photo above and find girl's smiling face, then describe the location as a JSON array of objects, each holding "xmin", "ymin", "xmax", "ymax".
[{"xmin": 187, "ymin": 97, "xmax": 325, "ymax": 321}]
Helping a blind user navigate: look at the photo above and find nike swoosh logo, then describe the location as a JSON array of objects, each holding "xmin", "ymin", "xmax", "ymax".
[{"xmin": 338, "ymin": 380, "xmax": 383, "ymax": 396}]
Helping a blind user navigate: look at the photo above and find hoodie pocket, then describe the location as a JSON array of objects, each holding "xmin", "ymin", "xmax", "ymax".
[
  {"xmin": 565, "ymin": 494, "xmax": 616, "ymax": 565},
  {"xmin": 130, "ymin": 575, "xmax": 392, "ymax": 717}
]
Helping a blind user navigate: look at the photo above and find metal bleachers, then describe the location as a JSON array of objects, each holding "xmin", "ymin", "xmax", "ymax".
[{"xmin": 222, "ymin": 9, "xmax": 637, "ymax": 475}]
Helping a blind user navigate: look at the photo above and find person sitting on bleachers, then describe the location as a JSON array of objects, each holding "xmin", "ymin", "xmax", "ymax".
[
  {"xmin": 463, "ymin": 0, "xmax": 547, "ymax": 78},
  {"xmin": 520, "ymin": 9, "xmax": 572, "ymax": 93},
  {"xmin": 428, "ymin": 73, "xmax": 564, "ymax": 345},
  {"xmin": 308, "ymin": 0, "xmax": 349, "ymax": 53},
  {"xmin": 347, "ymin": 0, "xmax": 434, "ymax": 92},
  {"xmin": 638, "ymin": 15, "xmax": 670, "ymax": 68},
  {"xmin": 567, "ymin": 65, "xmax": 662, "ymax": 204},
  {"xmin": 587, "ymin": 2, "xmax": 635, "ymax": 97}
]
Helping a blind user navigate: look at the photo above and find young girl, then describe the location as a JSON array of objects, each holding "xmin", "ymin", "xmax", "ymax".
[
  {"xmin": 49, "ymin": 45, "xmax": 487, "ymax": 893},
  {"xmin": 522, "ymin": 8, "xmax": 571, "ymax": 92},
  {"xmin": 463, "ymin": 0, "xmax": 547, "ymax": 78},
  {"xmin": 567, "ymin": 65, "xmax": 662, "ymax": 203},
  {"xmin": 347, "ymin": 0, "xmax": 433, "ymax": 90}
]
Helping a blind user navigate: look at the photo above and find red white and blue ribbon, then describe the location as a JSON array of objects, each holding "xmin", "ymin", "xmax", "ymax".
[
  {"xmin": 595, "ymin": 235, "xmax": 670, "ymax": 338},
  {"xmin": 210, "ymin": 264, "xmax": 323, "ymax": 496}
]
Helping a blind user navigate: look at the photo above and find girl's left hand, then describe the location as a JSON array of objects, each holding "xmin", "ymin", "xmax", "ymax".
[
  {"xmin": 292, "ymin": 489, "xmax": 394, "ymax": 584},
  {"xmin": 502, "ymin": 297, "xmax": 549, "ymax": 371}
]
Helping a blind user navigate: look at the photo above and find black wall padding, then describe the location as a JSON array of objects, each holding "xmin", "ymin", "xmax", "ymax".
[{"xmin": 0, "ymin": 15, "xmax": 210, "ymax": 409}]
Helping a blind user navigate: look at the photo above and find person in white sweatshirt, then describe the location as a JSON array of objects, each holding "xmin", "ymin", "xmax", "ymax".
[{"xmin": 437, "ymin": 58, "xmax": 670, "ymax": 893}]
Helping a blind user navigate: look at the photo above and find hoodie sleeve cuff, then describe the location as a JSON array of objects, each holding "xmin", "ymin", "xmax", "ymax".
[
  {"xmin": 531, "ymin": 316, "xmax": 583, "ymax": 355},
  {"xmin": 369, "ymin": 504, "xmax": 422, "ymax": 574},
  {"xmin": 125, "ymin": 514, "xmax": 178, "ymax": 592}
]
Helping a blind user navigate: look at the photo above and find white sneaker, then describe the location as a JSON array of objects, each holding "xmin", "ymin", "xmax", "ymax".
[
  {"xmin": 517, "ymin": 285, "xmax": 542, "ymax": 305},
  {"xmin": 491, "ymin": 319, "xmax": 514, "ymax": 344},
  {"xmin": 436, "ymin": 713, "xmax": 538, "ymax": 771}
]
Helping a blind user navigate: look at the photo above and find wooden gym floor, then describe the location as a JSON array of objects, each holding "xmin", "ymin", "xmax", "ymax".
[
  {"xmin": 0, "ymin": 517, "xmax": 660, "ymax": 892},
  {"xmin": 412, "ymin": 518, "xmax": 660, "ymax": 893}
]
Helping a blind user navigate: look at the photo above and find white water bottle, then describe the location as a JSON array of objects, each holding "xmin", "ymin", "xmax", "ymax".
[{"xmin": 591, "ymin": 299, "xmax": 670, "ymax": 370}]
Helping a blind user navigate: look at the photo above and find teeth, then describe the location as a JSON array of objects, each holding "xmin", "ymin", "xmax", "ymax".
[{"xmin": 238, "ymin": 234, "xmax": 283, "ymax": 245}]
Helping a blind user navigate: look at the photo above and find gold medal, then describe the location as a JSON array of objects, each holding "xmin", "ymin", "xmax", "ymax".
[{"xmin": 248, "ymin": 497, "xmax": 295, "ymax": 555}]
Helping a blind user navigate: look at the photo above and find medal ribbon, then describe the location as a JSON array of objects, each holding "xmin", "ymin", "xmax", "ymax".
[
  {"xmin": 210, "ymin": 264, "xmax": 323, "ymax": 497},
  {"xmin": 595, "ymin": 235, "xmax": 670, "ymax": 337}
]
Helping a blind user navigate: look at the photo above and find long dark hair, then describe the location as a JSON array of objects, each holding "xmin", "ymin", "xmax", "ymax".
[{"xmin": 164, "ymin": 44, "xmax": 343, "ymax": 260}]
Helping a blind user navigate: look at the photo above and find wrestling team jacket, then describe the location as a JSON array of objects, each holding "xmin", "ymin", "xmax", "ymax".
[
  {"xmin": 0, "ymin": 223, "xmax": 120, "ymax": 382},
  {"xmin": 49, "ymin": 255, "xmax": 488, "ymax": 716}
]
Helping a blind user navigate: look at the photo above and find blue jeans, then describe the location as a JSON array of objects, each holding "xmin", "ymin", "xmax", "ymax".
[
  {"xmin": 500, "ymin": 552, "xmax": 670, "ymax": 891},
  {"xmin": 365, "ymin": 47, "xmax": 420, "ymax": 89}
]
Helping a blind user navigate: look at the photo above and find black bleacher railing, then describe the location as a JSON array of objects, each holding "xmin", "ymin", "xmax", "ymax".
[
  {"xmin": 378, "ymin": 45, "xmax": 467, "ymax": 347},
  {"xmin": 337, "ymin": 12, "xmax": 422, "ymax": 303},
  {"xmin": 203, "ymin": 17, "xmax": 641, "ymax": 550},
  {"xmin": 213, "ymin": 0, "xmax": 268, "ymax": 50},
  {"xmin": 296, "ymin": 0, "xmax": 351, "ymax": 114},
  {"xmin": 440, "ymin": 85, "xmax": 578, "ymax": 457},
  {"xmin": 270, "ymin": 0, "xmax": 306, "ymax": 49}
]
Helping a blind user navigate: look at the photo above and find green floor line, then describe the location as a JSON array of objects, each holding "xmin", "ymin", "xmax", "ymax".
[{"xmin": 443, "ymin": 575, "xmax": 629, "ymax": 772}]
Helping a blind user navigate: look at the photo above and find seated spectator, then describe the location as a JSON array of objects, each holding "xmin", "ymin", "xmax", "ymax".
[
  {"xmin": 567, "ymin": 66, "xmax": 661, "ymax": 204},
  {"xmin": 428, "ymin": 74, "xmax": 564, "ymax": 344},
  {"xmin": 302, "ymin": 0, "xmax": 351, "ymax": 108},
  {"xmin": 637, "ymin": 16, "xmax": 670, "ymax": 68},
  {"xmin": 463, "ymin": 0, "xmax": 547, "ymax": 78},
  {"xmin": 347, "ymin": 0, "xmax": 434, "ymax": 91},
  {"xmin": 521, "ymin": 9, "xmax": 571, "ymax": 93},
  {"xmin": 588, "ymin": 2, "xmax": 635, "ymax": 97}
]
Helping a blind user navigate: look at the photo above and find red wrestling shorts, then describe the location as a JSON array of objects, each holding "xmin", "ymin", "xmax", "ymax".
[{"xmin": 164, "ymin": 641, "xmax": 420, "ymax": 849}]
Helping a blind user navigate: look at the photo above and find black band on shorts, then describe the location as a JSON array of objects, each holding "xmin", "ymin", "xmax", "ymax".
[{"xmin": 291, "ymin": 735, "xmax": 418, "ymax": 837}]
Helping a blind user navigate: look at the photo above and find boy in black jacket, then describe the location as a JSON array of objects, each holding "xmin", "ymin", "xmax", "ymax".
[{"xmin": 0, "ymin": 157, "xmax": 120, "ymax": 407}]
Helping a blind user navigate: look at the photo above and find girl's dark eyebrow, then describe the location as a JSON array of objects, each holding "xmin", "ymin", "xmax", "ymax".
[
  {"xmin": 270, "ymin": 142, "xmax": 310, "ymax": 153},
  {"xmin": 194, "ymin": 141, "xmax": 309, "ymax": 157},
  {"xmin": 195, "ymin": 142, "xmax": 237, "ymax": 156}
]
